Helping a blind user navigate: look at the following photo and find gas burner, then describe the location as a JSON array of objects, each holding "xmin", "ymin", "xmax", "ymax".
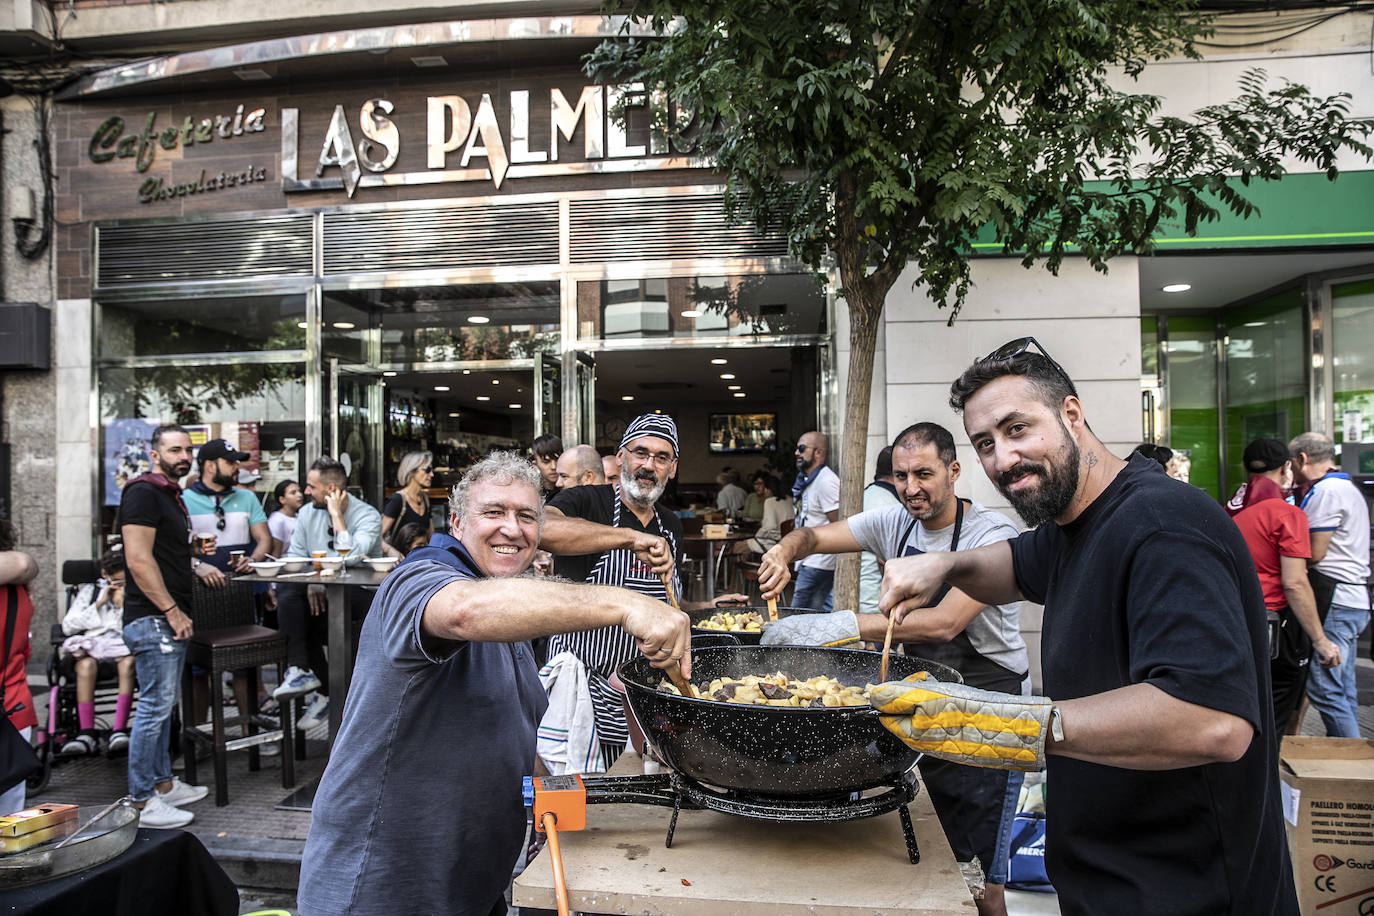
[{"xmin": 572, "ymin": 771, "xmax": 922, "ymax": 864}]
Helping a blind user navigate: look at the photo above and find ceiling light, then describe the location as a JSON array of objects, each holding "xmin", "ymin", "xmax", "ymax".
[
  {"xmin": 477, "ymin": 396, "xmax": 490, "ymax": 402},
  {"xmin": 233, "ymin": 68, "xmax": 272, "ymax": 82},
  {"xmin": 1161, "ymin": 283, "xmax": 1192, "ymax": 293},
  {"xmin": 448, "ymin": 412, "xmax": 460, "ymax": 418},
  {"xmin": 297, "ymin": 321, "xmax": 308, "ymax": 329},
  {"xmin": 468, "ymin": 315, "xmax": 490, "ymax": 324},
  {"xmin": 711, "ymin": 358, "xmax": 728, "ymax": 365},
  {"xmin": 434, "ymin": 386, "xmax": 449, "ymax": 392},
  {"xmin": 680, "ymin": 310, "xmax": 702, "ymax": 318},
  {"xmin": 382, "ymin": 371, "xmax": 397, "ymax": 377},
  {"xmin": 462, "ymin": 369, "xmax": 471, "ymax": 375},
  {"xmin": 508, "ymin": 403, "xmax": 522, "ymax": 409},
  {"xmin": 719, "ymin": 373, "xmax": 735, "ymax": 380},
  {"xmin": 411, "ymin": 55, "xmax": 448, "ymax": 68},
  {"xmin": 491, "ymin": 379, "xmax": 500, "ymax": 385},
  {"xmin": 621, "ymin": 395, "xmax": 635, "ymax": 401},
  {"xmin": 332, "ymin": 321, "xmax": 355, "ymax": 330},
  {"xmin": 728, "ymin": 385, "xmax": 741, "ymax": 391},
  {"xmin": 733, "ymin": 392, "xmax": 746, "ymax": 398}
]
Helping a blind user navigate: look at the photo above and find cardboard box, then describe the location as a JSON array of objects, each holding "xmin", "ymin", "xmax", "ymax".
[{"xmin": 1279, "ymin": 737, "xmax": 1374, "ymax": 915}]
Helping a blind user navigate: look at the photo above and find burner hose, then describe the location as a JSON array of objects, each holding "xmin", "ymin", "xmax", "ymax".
[{"xmin": 541, "ymin": 811, "xmax": 571, "ymax": 916}]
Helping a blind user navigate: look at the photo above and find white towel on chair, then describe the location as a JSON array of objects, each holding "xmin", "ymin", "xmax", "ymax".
[{"xmin": 537, "ymin": 651, "xmax": 606, "ymax": 775}]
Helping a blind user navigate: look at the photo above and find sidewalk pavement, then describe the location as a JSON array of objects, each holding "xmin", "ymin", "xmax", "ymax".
[{"xmin": 22, "ymin": 657, "xmax": 1374, "ymax": 916}]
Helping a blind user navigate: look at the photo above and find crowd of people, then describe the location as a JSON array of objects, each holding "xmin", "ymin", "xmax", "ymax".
[{"xmin": 0, "ymin": 338, "xmax": 1368, "ymax": 916}]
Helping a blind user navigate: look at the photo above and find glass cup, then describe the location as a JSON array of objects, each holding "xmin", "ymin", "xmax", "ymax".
[
  {"xmin": 194, "ymin": 533, "xmax": 216, "ymax": 556},
  {"xmin": 311, "ymin": 549, "xmax": 327, "ymax": 571}
]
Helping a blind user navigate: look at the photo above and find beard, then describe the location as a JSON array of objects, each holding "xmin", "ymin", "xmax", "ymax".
[
  {"xmin": 158, "ymin": 458, "xmax": 191, "ymax": 480},
  {"xmin": 213, "ymin": 469, "xmax": 238, "ymax": 489},
  {"xmin": 996, "ymin": 433, "xmax": 1081, "ymax": 528},
  {"xmin": 622, "ymin": 468, "xmax": 666, "ymax": 508}
]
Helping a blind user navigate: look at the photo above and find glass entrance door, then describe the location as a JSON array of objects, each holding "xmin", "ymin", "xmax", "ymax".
[{"xmin": 330, "ymin": 360, "xmax": 385, "ymax": 507}]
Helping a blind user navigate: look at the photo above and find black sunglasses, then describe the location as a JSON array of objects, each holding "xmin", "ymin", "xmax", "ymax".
[
  {"xmin": 213, "ymin": 502, "xmax": 226, "ymax": 531},
  {"xmin": 420, "ymin": 466, "xmax": 433, "ymax": 474},
  {"xmin": 981, "ymin": 337, "xmax": 1078, "ymax": 397},
  {"xmin": 327, "ymin": 525, "xmax": 335, "ymax": 551}
]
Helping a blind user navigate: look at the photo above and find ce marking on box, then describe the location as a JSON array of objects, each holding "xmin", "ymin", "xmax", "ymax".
[{"xmin": 1315, "ymin": 875, "xmax": 1337, "ymax": 893}]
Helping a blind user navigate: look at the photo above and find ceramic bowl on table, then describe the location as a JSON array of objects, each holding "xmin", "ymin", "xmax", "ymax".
[
  {"xmin": 280, "ymin": 557, "xmax": 312, "ymax": 573},
  {"xmin": 317, "ymin": 556, "xmax": 346, "ymax": 576},
  {"xmin": 365, "ymin": 556, "xmax": 399, "ymax": 573},
  {"xmin": 248, "ymin": 560, "xmax": 285, "ymax": 578}
]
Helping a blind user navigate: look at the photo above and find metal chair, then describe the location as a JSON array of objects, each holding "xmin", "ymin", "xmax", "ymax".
[{"xmin": 180, "ymin": 578, "xmax": 295, "ymax": 806}]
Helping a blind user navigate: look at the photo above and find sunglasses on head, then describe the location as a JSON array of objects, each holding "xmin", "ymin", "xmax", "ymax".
[{"xmin": 981, "ymin": 337, "xmax": 1078, "ymax": 397}]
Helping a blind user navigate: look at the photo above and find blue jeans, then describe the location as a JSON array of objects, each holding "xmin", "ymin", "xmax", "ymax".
[
  {"xmin": 123, "ymin": 615, "xmax": 188, "ymax": 801},
  {"xmin": 1305, "ymin": 603, "xmax": 1371, "ymax": 738},
  {"xmin": 792, "ymin": 565, "xmax": 834, "ymax": 611}
]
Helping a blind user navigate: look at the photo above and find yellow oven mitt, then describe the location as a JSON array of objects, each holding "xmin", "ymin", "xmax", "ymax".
[{"xmin": 869, "ymin": 678, "xmax": 1055, "ymax": 771}]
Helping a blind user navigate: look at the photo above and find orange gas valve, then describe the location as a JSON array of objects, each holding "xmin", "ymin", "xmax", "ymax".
[{"xmin": 524, "ymin": 775, "xmax": 588, "ymax": 833}]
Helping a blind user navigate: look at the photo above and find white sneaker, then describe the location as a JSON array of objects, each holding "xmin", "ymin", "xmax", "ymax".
[
  {"xmin": 297, "ymin": 693, "xmax": 330, "ymax": 731},
  {"xmin": 139, "ymin": 794, "xmax": 194, "ymax": 829},
  {"xmin": 258, "ymin": 740, "xmax": 281, "ymax": 757},
  {"xmin": 159, "ymin": 776, "xmax": 209, "ymax": 807},
  {"xmin": 273, "ymin": 666, "xmax": 321, "ymax": 699}
]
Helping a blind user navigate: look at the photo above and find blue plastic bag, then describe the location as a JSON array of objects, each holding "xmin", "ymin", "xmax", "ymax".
[{"xmin": 1006, "ymin": 811, "xmax": 1055, "ymax": 892}]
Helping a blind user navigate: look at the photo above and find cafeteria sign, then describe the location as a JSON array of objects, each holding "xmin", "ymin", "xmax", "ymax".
[
  {"xmin": 86, "ymin": 104, "xmax": 271, "ymax": 205},
  {"xmin": 282, "ymin": 84, "xmax": 710, "ymax": 197}
]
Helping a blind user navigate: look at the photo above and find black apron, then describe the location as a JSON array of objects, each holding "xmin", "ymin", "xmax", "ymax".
[{"xmin": 898, "ymin": 499, "xmax": 1025, "ymax": 692}]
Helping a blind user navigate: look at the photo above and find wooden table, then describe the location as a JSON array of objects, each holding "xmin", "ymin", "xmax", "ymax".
[
  {"xmin": 682, "ymin": 533, "xmax": 752, "ymax": 600},
  {"xmin": 514, "ymin": 754, "xmax": 971, "ymax": 915},
  {"xmin": 234, "ymin": 566, "xmax": 390, "ymax": 738}
]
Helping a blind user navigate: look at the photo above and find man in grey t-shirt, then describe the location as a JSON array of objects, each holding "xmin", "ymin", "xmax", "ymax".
[
  {"xmin": 297, "ymin": 452, "xmax": 691, "ymax": 916},
  {"xmin": 758, "ymin": 422, "xmax": 1027, "ymax": 916}
]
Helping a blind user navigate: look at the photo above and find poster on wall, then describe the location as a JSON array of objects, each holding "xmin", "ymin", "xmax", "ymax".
[
  {"xmin": 219, "ymin": 420, "xmax": 262, "ymax": 471},
  {"xmin": 1343, "ymin": 409, "xmax": 1362, "ymax": 444},
  {"xmin": 104, "ymin": 418, "xmax": 160, "ymax": 506}
]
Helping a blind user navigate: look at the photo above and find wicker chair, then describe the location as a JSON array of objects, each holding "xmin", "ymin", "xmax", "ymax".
[{"xmin": 180, "ymin": 578, "xmax": 294, "ymax": 806}]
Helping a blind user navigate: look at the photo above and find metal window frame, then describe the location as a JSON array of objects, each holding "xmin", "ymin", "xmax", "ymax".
[{"xmin": 89, "ymin": 183, "xmax": 839, "ymax": 544}]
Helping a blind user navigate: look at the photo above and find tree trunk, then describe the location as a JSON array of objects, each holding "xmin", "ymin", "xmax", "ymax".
[{"xmin": 831, "ymin": 291, "xmax": 882, "ymax": 612}]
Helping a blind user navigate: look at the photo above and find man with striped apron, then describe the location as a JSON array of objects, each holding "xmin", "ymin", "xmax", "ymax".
[{"xmin": 541, "ymin": 414, "xmax": 745, "ymax": 766}]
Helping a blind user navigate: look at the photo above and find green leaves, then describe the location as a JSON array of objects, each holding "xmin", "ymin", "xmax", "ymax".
[{"xmin": 590, "ymin": 0, "xmax": 1372, "ymax": 320}]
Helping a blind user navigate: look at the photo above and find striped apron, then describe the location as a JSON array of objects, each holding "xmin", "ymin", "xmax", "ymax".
[{"xmin": 546, "ymin": 487, "xmax": 680, "ymax": 755}]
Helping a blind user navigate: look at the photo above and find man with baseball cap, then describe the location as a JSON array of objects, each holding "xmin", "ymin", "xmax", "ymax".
[
  {"xmin": 537, "ymin": 414, "xmax": 743, "ymax": 768},
  {"xmin": 1229, "ymin": 437, "xmax": 1339, "ymax": 739}
]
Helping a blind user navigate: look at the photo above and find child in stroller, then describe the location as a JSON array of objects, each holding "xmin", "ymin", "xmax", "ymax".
[{"xmin": 58, "ymin": 549, "xmax": 134, "ymax": 755}]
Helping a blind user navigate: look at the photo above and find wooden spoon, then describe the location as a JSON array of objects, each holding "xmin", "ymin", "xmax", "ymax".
[
  {"xmin": 766, "ymin": 595, "xmax": 779, "ymax": 622},
  {"xmin": 878, "ymin": 613, "xmax": 897, "ymax": 683},
  {"xmin": 658, "ymin": 572, "xmax": 694, "ymax": 697}
]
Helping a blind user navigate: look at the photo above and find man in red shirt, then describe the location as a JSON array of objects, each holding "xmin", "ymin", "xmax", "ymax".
[{"xmin": 1230, "ymin": 438, "xmax": 1339, "ymax": 738}]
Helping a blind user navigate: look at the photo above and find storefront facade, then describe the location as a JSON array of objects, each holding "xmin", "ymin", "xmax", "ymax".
[{"xmin": 51, "ymin": 18, "xmax": 834, "ymax": 554}]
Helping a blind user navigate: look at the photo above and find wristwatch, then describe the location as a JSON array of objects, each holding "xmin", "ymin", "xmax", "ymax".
[
  {"xmin": 1048, "ymin": 705, "xmax": 1065, "ymax": 744},
  {"xmin": 192, "ymin": 558, "xmax": 202, "ymax": 569}
]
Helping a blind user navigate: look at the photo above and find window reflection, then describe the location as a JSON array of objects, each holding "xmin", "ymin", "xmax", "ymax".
[
  {"xmin": 100, "ymin": 294, "xmax": 307, "ymax": 357},
  {"xmin": 577, "ymin": 273, "xmax": 825, "ymax": 340}
]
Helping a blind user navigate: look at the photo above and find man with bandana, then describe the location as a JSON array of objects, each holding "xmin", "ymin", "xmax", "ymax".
[
  {"xmin": 538, "ymin": 414, "xmax": 743, "ymax": 766},
  {"xmin": 866, "ymin": 339, "xmax": 1296, "ymax": 916}
]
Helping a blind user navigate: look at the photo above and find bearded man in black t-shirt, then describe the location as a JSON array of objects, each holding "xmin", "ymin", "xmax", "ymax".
[{"xmin": 870, "ymin": 339, "xmax": 1297, "ymax": 916}]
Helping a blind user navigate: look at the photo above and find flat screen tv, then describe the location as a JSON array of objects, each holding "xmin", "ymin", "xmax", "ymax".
[{"xmin": 709, "ymin": 413, "xmax": 777, "ymax": 454}]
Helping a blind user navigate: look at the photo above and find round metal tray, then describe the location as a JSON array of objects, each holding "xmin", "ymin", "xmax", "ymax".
[{"xmin": 0, "ymin": 803, "xmax": 139, "ymax": 888}]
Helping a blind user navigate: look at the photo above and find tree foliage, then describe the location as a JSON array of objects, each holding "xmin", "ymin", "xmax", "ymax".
[
  {"xmin": 590, "ymin": 0, "xmax": 1370, "ymax": 319},
  {"xmin": 588, "ymin": 0, "xmax": 1372, "ymax": 608}
]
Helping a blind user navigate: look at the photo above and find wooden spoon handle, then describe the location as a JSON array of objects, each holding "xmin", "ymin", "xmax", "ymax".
[
  {"xmin": 766, "ymin": 596, "xmax": 779, "ymax": 622},
  {"xmin": 879, "ymin": 613, "xmax": 897, "ymax": 683},
  {"xmin": 658, "ymin": 572, "xmax": 693, "ymax": 696}
]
